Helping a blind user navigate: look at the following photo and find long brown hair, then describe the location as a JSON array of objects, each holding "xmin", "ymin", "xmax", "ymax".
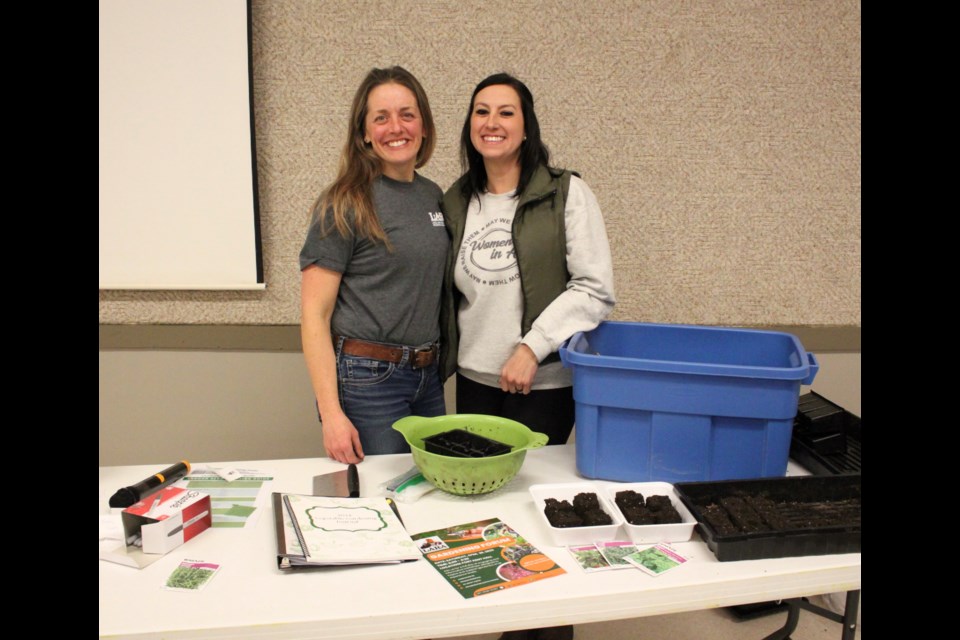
[{"xmin": 313, "ymin": 66, "xmax": 436, "ymax": 243}]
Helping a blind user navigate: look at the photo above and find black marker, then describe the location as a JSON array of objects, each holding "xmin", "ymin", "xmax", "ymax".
[{"xmin": 109, "ymin": 460, "xmax": 191, "ymax": 508}]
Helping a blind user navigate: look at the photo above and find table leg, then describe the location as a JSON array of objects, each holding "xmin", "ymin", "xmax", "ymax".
[
  {"xmin": 839, "ymin": 590, "xmax": 861, "ymax": 640},
  {"xmin": 761, "ymin": 600, "xmax": 800, "ymax": 640},
  {"xmin": 760, "ymin": 591, "xmax": 860, "ymax": 640}
]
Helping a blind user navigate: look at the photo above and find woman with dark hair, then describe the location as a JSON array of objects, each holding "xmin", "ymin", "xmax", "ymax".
[
  {"xmin": 441, "ymin": 73, "xmax": 616, "ymax": 450},
  {"xmin": 301, "ymin": 66, "xmax": 448, "ymax": 464}
]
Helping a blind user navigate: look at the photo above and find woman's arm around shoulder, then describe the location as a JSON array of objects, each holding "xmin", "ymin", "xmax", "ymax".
[{"xmin": 301, "ymin": 265, "xmax": 364, "ymax": 463}]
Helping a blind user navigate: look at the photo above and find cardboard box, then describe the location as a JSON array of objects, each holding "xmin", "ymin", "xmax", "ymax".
[{"xmin": 122, "ymin": 486, "xmax": 211, "ymax": 555}]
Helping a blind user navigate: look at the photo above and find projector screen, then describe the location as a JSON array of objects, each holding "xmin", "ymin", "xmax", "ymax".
[{"xmin": 99, "ymin": 0, "xmax": 262, "ymax": 290}]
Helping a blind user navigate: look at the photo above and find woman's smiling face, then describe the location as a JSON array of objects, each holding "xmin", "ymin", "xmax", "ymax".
[
  {"xmin": 469, "ymin": 84, "xmax": 525, "ymax": 168},
  {"xmin": 364, "ymin": 82, "xmax": 424, "ymax": 181}
]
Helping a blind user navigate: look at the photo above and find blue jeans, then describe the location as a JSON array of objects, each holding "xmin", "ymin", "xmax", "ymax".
[{"xmin": 335, "ymin": 338, "xmax": 446, "ymax": 455}]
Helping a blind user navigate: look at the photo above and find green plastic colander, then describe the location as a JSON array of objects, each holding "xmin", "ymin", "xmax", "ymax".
[{"xmin": 392, "ymin": 414, "xmax": 549, "ymax": 495}]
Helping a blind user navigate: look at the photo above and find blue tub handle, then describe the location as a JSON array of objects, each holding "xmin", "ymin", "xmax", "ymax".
[
  {"xmin": 802, "ymin": 352, "xmax": 819, "ymax": 385},
  {"xmin": 559, "ymin": 332, "xmax": 587, "ymax": 365}
]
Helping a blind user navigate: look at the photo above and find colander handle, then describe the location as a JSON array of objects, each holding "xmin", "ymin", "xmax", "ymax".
[
  {"xmin": 525, "ymin": 432, "xmax": 549, "ymax": 450},
  {"xmin": 391, "ymin": 416, "xmax": 419, "ymax": 439}
]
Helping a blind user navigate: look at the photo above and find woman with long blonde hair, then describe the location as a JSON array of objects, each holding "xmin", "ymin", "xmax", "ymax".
[{"xmin": 300, "ymin": 66, "xmax": 448, "ymax": 463}]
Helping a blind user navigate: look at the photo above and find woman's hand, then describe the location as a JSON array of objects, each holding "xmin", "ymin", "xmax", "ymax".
[
  {"xmin": 321, "ymin": 411, "xmax": 365, "ymax": 464},
  {"xmin": 499, "ymin": 344, "xmax": 539, "ymax": 395}
]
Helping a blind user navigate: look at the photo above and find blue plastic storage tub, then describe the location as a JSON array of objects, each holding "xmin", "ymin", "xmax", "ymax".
[{"xmin": 559, "ymin": 322, "xmax": 818, "ymax": 483}]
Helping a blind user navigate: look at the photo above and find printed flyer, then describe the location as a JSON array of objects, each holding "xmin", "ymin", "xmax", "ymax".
[{"xmin": 412, "ymin": 518, "xmax": 565, "ymax": 599}]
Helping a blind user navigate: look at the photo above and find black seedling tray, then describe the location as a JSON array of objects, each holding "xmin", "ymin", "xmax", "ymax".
[
  {"xmin": 795, "ymin": 391, "xmax": 848, "ymax": 436},
  {"xmin": 422, "ymin": 429, "xmax": 512, "ymax": 458},
  {"xmin": 791, "ymin": 391, "xmax": 862, "ymax": 474},
  {"xmin": 674, "ymin": 475, "xmax": 861, "ymax": 561}
]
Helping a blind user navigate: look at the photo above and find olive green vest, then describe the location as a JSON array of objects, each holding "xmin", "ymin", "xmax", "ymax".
[{"xmin": 440, "ymin": 165, "xmax": 574, "ymax": 380}]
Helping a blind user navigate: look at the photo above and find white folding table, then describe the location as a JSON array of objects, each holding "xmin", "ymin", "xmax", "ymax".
[{"xmin": 99, "ymin": 445, "xmax": 860, "ymax": 639}]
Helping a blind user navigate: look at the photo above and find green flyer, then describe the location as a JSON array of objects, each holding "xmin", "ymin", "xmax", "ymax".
[{"xmin": 412, "ymin": 518, "xmax": 565, "ymax": 599}]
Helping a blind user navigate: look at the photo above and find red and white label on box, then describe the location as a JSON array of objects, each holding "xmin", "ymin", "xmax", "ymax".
[{"xmin": 123, "ymin": 486, "xmax": 212, "ymax": 555}]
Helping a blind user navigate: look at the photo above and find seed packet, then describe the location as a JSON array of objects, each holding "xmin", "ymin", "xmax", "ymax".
[
  {"xmin": 567, "ymin": 544, "xmax": 614, "ymax": 572},
  {"xmin": 596, "ymin": 541, "xmax": 640, "ymax": 569},
  {"xmin": 623, "ymin": 543, "xmax": 688, "ymax": 577},
  {"xmin": 163, "ymin": 559, "xmax": 221, "ymax": 591}
]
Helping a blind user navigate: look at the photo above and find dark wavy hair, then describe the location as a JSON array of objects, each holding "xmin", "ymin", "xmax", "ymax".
[{"xmin": 458, "ymin": 73, "xmax": 550, "ymax": 201}]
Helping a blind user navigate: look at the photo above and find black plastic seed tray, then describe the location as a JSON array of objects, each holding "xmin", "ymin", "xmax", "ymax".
[
  {"xmin": 793, "ymin": 391, "xmax": 854, "ymax": 455},
  {"xmin": 674, "ymin": 475, "xmax": 861, "ymax": 561},
  {"xmin": 791, "ymin": 391, "xmax": 862, "ymax": 474},
  {"xmin": 795, "ymin": 391, "xmax": 848, "ymax": 436},
  {"xmin": 422, "ymin": 428, "xmax": 513, "ymax": 458}
]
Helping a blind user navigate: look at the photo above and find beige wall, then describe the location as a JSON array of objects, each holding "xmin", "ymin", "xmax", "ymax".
[
  {"xmin": 99, "ymin": 0, "xmax": 860, "ymax": 328},
  {"xmin": 99, "ymin": 349, "xmax": 859, "ymax": 466},
  {"xmin": 99, "ymin": 1, "xmax": 861, "ymax": 467}
]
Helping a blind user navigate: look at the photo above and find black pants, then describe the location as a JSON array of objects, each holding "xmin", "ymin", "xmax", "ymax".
[{"xmin": 455, "ymin": 373, "xmax": 575, "ymax": 445}]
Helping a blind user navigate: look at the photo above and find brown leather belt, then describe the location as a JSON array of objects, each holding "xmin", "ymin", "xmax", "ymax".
[{"xmin": 336, "ymin": 336, "xmax": 438, "ymax": 369}]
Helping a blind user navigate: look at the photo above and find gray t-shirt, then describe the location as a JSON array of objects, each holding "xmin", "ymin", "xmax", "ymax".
[{"xmin": 300, "ymin": 174, "xmax": 448, "ymax": 346}]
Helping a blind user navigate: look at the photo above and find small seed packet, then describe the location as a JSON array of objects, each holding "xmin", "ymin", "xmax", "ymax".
[
  {"xmin": 567, "ymin": 544, "xmax": 614, "ymax": 572},
  {"xmin": 596, "ymin": 541, "xmax": 640, "ymax": 569},
  {"xmin": 163, "ymin": 559, "xmax": 221, "ymax": 591},
  {"xmin": 624, "ymin": 543, "xmax": 688, "ymax": 577}
]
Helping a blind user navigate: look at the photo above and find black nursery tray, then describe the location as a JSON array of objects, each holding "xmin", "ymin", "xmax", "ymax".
[
  {"xmin": 790, "ymin": 391, "xmax": 862, "ymax": 475},
  {"xmin": 422, "ymin": 429, "xmax": 513, "ymax": 458},
  {"xmin": 674, "ymin": 475, "xmax": 861, "ymax": 562}
]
